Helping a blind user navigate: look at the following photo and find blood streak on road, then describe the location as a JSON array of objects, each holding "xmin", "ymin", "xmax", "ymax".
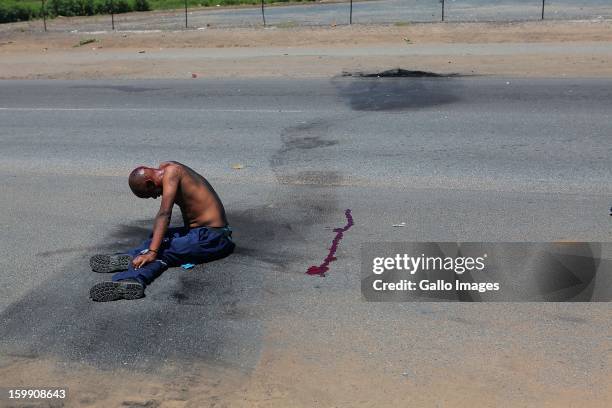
[{"xmin": 306, "ymin": 209, "xmax": 354, "ymax": 277}]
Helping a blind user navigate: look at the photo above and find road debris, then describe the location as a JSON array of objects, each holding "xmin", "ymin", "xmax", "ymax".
[
  {"xmin": 73, "ymin": 38, "xmax": 97, "ymax": 47},
  {"xmin": 231, "ymin": 163, "xmax": 245, "ymax": 170},
  {"xmin": 392, "ymin": 222, "xmax": 406, "ymax": 227},
  {"xmin": 401, "ymin": 369, "xmax": 415, "ymax": 379}
]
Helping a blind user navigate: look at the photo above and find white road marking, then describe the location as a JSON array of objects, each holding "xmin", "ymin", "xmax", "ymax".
[{"xmin": 0, "ymin": 107, "xmax": 304, "ymax": 113}]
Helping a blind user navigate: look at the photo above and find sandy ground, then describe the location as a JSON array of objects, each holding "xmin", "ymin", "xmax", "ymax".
[
  {"xmin": 4, "ymin": 305, "xmax": 611, "ymax": 407},
  {"xmin": 1, "ymin": 19, "xmax": 612, "ymax": 79}
]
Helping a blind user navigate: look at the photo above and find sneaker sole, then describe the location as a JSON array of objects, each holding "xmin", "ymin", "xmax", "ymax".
[
  {"xmin": 89, "ymin": 254, "xmax": 132, "ymax": 273},
  {"xmin": 90, "ymin": 281, "xmax": 144, "ymax": 302}
]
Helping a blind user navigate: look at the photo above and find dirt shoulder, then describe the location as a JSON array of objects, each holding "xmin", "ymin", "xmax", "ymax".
[{"xmin": 1, "ymin": 19, "xmax": 612, "ymax": 79}]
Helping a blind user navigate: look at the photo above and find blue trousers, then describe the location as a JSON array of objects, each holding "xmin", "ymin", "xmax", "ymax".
[{"xmin": 112, "ymin": 226, "xmax": 235, "ymax": 287}]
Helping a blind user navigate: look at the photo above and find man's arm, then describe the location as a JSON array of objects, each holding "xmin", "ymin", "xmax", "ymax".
[{"xmin": 133, "ymin": 167, "xmax": 180, "ymax": 268}]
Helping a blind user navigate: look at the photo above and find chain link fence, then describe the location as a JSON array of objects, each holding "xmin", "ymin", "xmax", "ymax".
[{"xmin": 6, "ymin": 0, "xmax": 612, "ymax": 32}]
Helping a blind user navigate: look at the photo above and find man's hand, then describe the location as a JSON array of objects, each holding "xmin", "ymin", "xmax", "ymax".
[{"xmin": 132, "ymin": 252, "xmax": 157, "ymax": 269}]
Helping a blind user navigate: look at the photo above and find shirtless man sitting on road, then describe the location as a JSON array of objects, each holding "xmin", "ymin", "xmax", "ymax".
[{"xmin": 89, "ymin": 161, "xmax": 235, "ymax": 302}]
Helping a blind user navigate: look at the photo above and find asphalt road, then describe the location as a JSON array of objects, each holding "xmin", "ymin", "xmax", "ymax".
[
  {"xmin": 0, "ymin": 78, "xmax": 610, "ymax": 403},
  {"xmin": 14, "ymin": 0, "xmax": 612, "ymax": 32}
]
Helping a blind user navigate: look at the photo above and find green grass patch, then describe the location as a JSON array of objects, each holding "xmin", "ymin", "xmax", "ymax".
[
  {"xmin": 0, "ymin": 0, "xmax": 317, "ymax": 23},
  {"xmin": 0, "ymin": 0, "xmax": 137, "ymax": 23},
  {"xmin": 147, "ymin": 0, "xmax": 313, "ymax": 12},
  {"xmin": 0, "ymin": 1, "xmax": 42, "ymax": 23}
]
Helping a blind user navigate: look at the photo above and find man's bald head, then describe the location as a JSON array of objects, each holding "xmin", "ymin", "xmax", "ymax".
[{"xmin": 129, "ymin": 166, "xmax": 160, "ymax": 199}]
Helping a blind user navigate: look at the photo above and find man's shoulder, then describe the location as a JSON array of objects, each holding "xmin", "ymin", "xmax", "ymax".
[
  {"xmin": 160, "ymin": 160, "xmax": 183, "ymax": 168},
  {"xmin": 160, "ymin": 162, "xmax": 183, "ymax": 179}
]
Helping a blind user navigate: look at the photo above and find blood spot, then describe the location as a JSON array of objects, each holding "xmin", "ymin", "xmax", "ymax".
[{"xmin": 306, "ymin": 209, "xmax": 354, "ymax": 277}]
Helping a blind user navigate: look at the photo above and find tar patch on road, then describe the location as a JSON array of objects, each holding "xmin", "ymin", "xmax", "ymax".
[
  {"xmin": 270, "ymin": 119, "xmax": 342, "ymax": 187},
  {"xmin": 342, "ymin": 69, "xmax": 460, "ymax": 78},
  {"xmin": 333, "ymin": 72, "xmax": 463, "ymax": 111}
]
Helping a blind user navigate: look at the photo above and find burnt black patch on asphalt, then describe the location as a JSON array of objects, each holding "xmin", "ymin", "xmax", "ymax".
[
  {"xmin": 333, "ymin": 74, "xmax": 462, "ymax": 111},
  {"xmin": 270, "ymin": 120, "xmax": 342, "ymax": 187},
  {"xmin": 36, "ymin": 220, "xmax": 154, "ymax": 258},
  {"xmin": 226, "ymin": 190, "xmax": 340, "ymax": 271},
  {"xmin": 108, "ymin": 220, "xmax": 151, "ymax": 241},
  {"xmin": 277, "ymin": 121, "xmax": 339, "ymax": 151},
  {"xmin": 271, "ymin": 120, "xmax": 339, "ymax": 166},
  {"xmin": 343, "ymin": 69, "xmax": 459, "ymax": 78},
  {"xmin": 283, "ymin": 135, "xmax": 338, "ymax": 150},
  {"xmin": 0, "ymin": 218, "xmax": 263, "ymax": 371}
]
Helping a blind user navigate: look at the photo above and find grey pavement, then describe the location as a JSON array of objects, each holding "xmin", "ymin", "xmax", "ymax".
[
  {"xmin": 0, "ymin": 78, "xmax": 610, "ymax": 387},
  {"xmin": 7, "ymin": 0, "xmax": 612, "ymax": 33}
]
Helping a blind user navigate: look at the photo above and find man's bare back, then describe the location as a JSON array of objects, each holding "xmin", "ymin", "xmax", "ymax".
[
  {"xmin": 159, "ymin": 161, "xmax": 227, "ymax": 229},
  {"xmin": 125, "ymin": 161, "xmax": 230, "ymax": 269}
]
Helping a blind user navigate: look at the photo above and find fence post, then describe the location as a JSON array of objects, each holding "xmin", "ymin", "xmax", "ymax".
[
  {"xmin": 41, "ymin": 0, "xmax": 47, "ymax": 32},
  {"xmin": 261, "ymin": 0, "xmax": 266, "ymax": 26},
  {"xmin": 111, "ymin": 0, "xmax": 115, "ymax": 30},
  {"xmin": 349, "ymin": 0, "xmax": 352, "ymax": 24},
  {"xmin": 184, "ymin": 0, "xmax": 188, "ymax": 28},
  {"xmin": 441, "ymin": 0, "xmax": 445, "ymax": 22},
  {"xmin": 541, "ymin": 0, "xmax": 545, "ymax": 20}
]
